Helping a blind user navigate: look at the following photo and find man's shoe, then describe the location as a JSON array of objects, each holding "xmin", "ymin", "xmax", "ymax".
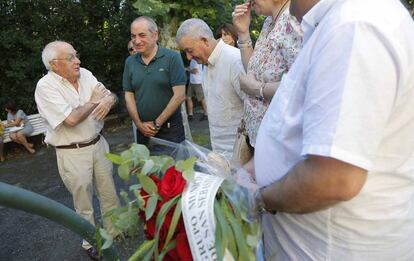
[
  {"xmin": 85, "ymin": 247, "xmax": 100, "ymax": 260},
  {"xmin": 188, "ymin": 115, "xmax": 194, "ymax": 121},
  {"xmin": 200, "ymin": 114, "xmax": 208, "ymax": 121}
]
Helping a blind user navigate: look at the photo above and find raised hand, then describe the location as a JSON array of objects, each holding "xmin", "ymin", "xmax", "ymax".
[{"xmin": 232, "ymin": 1, "xmax": 251, "ymax": 37}]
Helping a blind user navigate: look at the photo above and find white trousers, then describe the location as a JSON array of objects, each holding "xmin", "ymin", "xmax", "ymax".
[{"xmin": 56, "ymin": 136, "xmax": 120, "ymax": 249}]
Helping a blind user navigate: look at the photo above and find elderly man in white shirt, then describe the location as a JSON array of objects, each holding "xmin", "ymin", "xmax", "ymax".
[
  {"xmin": 35, "ymin": 41, "xmax": 120, "ymax": 260},
  {"xmin": 244, "ymin": 0, "xmax": 414, "ymax": 260},
  {"xmin": 176, "ymin": 18, "xmax": 245, "ymax": 160}
]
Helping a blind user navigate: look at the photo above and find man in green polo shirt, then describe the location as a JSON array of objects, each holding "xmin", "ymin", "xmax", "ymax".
[{"xmin": 123, "ymin": 16, "xmax": 187, "ymax": 145}]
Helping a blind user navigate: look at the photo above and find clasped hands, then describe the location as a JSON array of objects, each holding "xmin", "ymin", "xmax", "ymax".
[{"xmin": 89, "ymin": 83, "xmax": 115, "ymax": 121}]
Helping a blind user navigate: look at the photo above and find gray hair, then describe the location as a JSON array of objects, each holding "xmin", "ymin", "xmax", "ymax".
[
  {"xmin": 176, "ymin": 18, "xmax": 214, "ymax": 43},
  {"xmin": 41, "ymin": 41, "xmax": 67, "ymax": 71},
  {"xmin": 132, "ymin": 16, "xmax": 158, "ymax": 33}
]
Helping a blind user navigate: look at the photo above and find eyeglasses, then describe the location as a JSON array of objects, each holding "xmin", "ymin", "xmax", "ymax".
[{"xmin": 53, "ymin": 53, "xmax": 80, "ymax": 62}]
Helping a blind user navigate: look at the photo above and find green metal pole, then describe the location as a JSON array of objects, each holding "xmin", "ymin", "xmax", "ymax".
[{"xmin": 0, "ymin": 182, "xmax": 119, "ymax": 260}]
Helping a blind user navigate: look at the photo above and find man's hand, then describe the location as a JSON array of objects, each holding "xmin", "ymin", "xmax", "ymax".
[
  {"xmin": 90, "ymin": 83, "xmax": 108, "ymax": 104},
  {"xmin": 136, "ymin": 121, "xmax": 158, "ymax": 137},
  {"xmin": 239, "ymin": 74, "xmax": 261, "ymax": 97},
  {"xmin": 91, "ymin": 95, "xmax": 114, "ymax": 120}
]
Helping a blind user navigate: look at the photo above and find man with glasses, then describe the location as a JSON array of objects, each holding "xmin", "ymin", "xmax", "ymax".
[
  {"xmin": 123, "ymin": 16, "xmax": 187, "ymax": 146},
  {"xmin": 35, "ymin": 41, "xmax": 120, "ymax": 260}
]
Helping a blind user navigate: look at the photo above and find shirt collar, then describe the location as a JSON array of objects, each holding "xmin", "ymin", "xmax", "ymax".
[
  {"xmin": 207, "ymin": 39, "xmax": 225, "ymax": 67},
  {"xmin": 48, "ymin": 70, "xmax": 79, "ymax": 86},
  {"xmin": 137, "ymin": 45, "xmax": 166, "ymax": 64},
  {"xmin": 301, "ymin": 0, "xmax": 338, "ymax": 43}
]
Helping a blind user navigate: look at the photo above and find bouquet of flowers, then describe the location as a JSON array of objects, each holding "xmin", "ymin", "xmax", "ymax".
[{"xmin": 105, "ymin": 139, "xmax": 260, "ymax": 261}]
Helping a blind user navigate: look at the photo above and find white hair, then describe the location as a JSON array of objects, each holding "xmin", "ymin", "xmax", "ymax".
[
  {"xmin": 132, "ymin": 16, "xmax": 158, "ymax": 33},
  {"xmin": 176, "ymin": 18, "xmax": 214, "ymax": 43},
  {"xmin": 41, "ymin": 41, "xmax": 67, "ymax": 71}
]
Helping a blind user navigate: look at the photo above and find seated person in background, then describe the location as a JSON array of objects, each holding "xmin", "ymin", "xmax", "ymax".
[
  {"xmin": 0, "ymin": 119, "xmax": 5, "ymax": 161},
  {"xmin": 215, "ymin": 23, "xmax": 238, "ymax": 47},
  {"xmin": 4, "ymin": 100, "xmax": 35, "ymax": 154}
]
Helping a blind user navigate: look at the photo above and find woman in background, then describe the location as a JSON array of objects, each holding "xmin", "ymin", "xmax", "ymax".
[
  {"xmin": 4, "ymin": 100, "xmax": 35, "ymax": 154},
  {"xmin": 215, "ymin": 23, "xmax": 238, "ymax": 47}
]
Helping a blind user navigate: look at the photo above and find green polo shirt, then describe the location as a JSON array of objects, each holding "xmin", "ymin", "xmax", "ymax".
[{"xmin": 122, "ymin": 46, "xmax": 186, "ymax": 121}]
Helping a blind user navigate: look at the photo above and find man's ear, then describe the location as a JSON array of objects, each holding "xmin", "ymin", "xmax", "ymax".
[
  {"xmin": 49, "ymin": 60, "xmax": 58, "ymax": 72},
  {"xmin": 200, "ymin": 37, "xmax": 209, "ymax": 46}
]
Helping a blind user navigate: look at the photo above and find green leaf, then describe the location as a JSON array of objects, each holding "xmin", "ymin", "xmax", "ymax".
[
  {"xmin": 159, "ymin": 240, "xmax": 177, "ymax": 261},
  {"xmin": 175, "ymin": 156, "xmax": 197, "ymax": 172},
  {"xmin": 145, "ymin": 195, "xmax": 159, "ymax": 221},
  {"xmin": 214, "ymin": 200, "xmax": 227, "ymax": 261},
  {"xmin": 129, "ymin": 184, "xmax": 142, "ymax": 192},
  {"xmin": 164, "ymin": 198, "xmax": 182, "ymax": 248},
  {"xmin": 220, "ymin": 198, "xmax": 238, "ymax": 259},
  {"xmin": 120, "ymin": 190, "xmax": 130, "ymax": 204},
  {"xmin": 127, "ymin": 240, "xmax": 155, "ymax": 261},
  {"xmin": 160, "ymin": 156, "xmax": 175, "ymax": 173},
  {"xmin": 106, "ymin": 153, "xmax": 124, "ymax": 165},
  {"xmin": 227, "ymin": 209, "xmax": 250, "ymax": 261},
  {"xmin": 118, "ymin": 163, "xmax": 130, "ymax": 181},
  {"xmin": 182, "ymin": 169, "xmax": 195, "ymax": 182},
  {"xmin": 141, "ymin": 159, "xmax": 155, "ymax": 175},
  {"xmin": 121, "ymin": 150, "xmax": 133, "ymax": 161},
  {"xmin": 155, "ymin": 196, "xmax": 180, "ymax": 230},
  {"xmin": 130, "ymin": 143, "xmax": 150, "ymax": 160},
  {"xmin": 99, "ymin": 228, "xmax": 113, "ymax": 250},
  {"xmin": 138, "ymin": 174, "xmax": 158, "ymax": 194}
]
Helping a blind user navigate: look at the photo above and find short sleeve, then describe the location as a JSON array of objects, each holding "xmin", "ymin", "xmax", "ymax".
[
  {"xmin": 301, "ymin": 23, "xmax": 397, "ymax": 170},
  {"xmin": 35, "ymin": 82, "xmax": 73, "ymax": 130},
  {"xmin": 122, "ymin": 57, "xmax": 134, "ymax": 92},
  {"xmin": 169, "ymin": 52, "xmax": 187, "ymax": 87},
  {"xmin": 230, "ymin": 56, "xmax": 247, "ymax": 101}
]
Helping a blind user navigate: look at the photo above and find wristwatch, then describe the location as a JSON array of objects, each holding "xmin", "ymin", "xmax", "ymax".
[
  {"xmin": 255, "ymin": 186, "xmax": 277, "ymax": 215},
  {"xmin": 153, "ymin": 120, "xmax": 161, "ymax": 131}
]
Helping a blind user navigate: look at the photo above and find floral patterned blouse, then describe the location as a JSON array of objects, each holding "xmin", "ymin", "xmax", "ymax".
[{"xmin": 244, "ymin": 8, "xmax": 303, "ymax": 147}]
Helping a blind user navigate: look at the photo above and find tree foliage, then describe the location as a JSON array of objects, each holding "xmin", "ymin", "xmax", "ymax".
[
  {"xmin": 0, "ymin": 0, "xmax": 412, "ymax": 118},
  {"xmin": 0, "ymin": 0, "xmax": 137, "ymax": 117}
]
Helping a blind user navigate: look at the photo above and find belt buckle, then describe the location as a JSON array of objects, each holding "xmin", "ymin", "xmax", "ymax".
[{"xmin": 76, "ymin": 143, "xmax": 80, "ymax": 149}]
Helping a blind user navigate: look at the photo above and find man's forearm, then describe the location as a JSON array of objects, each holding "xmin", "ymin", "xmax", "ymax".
[
  {"xmin": 155, "ymin": 86, "xmax": 185, "ymax": 125},
  {"xmin": 261, "ymin": 156, "xmax": 368, "ymax": 214},
  {"xmin": 64, "ymin": 102, "xmax": 98, "ymax": 127},
  {"xmin": 125, "ymin": 91, "xmax": 142, "ymax": 127}
]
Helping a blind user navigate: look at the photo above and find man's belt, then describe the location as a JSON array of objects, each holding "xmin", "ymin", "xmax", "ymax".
[{"xmin": 55, "ymin": 135, "xmax": 101, "ymax": 149}]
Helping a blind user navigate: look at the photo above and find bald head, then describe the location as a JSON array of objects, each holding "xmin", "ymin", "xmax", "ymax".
[
  {"xmin": 131, "ymin": 16, "xmax": 158, "ymax": 33},
  {"xmin": 42, "ymin": 41, "xmax": 71, "ymax": 71}
]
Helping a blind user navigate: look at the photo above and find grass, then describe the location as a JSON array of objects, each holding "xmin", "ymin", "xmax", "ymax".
[{"xmin": 192, "ymin": 134, "xmax": 210, "ymax": 147}]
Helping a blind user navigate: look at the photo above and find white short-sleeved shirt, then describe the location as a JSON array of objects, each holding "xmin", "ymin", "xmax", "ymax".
[
  {"xmin": 255, "ymin": 0, "xmax": 414, "ymax": 259},
  {"xmin": 35, "ymin": 68, "xmax": 104, "ymax": 146},
  {"xmin": 203, "ymin": 40, "xmax": 245, "ymax": 158}
]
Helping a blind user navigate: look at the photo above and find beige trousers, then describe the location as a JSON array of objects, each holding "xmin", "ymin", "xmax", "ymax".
[{"xmin": 56, "ymin": 136, "xmax": 120, "ymax": 249}]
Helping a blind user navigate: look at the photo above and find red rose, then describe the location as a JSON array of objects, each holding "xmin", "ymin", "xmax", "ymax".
[
  {"xmin": 158, "ymin": 166, "xmax": 186, "ymax": 201},
  {"xmin": 176, "ymin": 232, "xmax": 193, "ymax": 261}
]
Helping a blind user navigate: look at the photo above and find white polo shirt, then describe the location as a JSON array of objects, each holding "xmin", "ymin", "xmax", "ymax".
[
  {"xmin": 255, "ymin": 0, "xmax": 414, "ymax": 259},
  {"xmin": 35, "ymin": 68, "xmax": 104, "ymax": 146},
  {"xmin": 203, "ymin": 40, "xmax": 245, "ymax": 158}
]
